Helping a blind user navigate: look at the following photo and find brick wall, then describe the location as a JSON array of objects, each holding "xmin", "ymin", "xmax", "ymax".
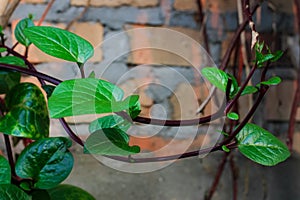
[{"xmin": 6, "ymin": 0, "xmax": 299, "ymax": 153}]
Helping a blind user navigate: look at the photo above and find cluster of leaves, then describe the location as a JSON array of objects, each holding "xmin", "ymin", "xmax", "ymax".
[
  {"xmin": 0, "ymin": 15, "xmax": 291, "ymax": 199},
  {"xmin": 0, "ymin": 17, "xmax": 140, "ymax": 199},
  {"xmin": 201, "ymin": 41, "xmax": 290, "ymax": 166}
]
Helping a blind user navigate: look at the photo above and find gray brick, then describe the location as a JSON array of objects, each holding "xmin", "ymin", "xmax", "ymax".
[
  {"xmin": 169, "ymin": 11, "xmax": 198, "ymax": 29},
  {"xmin": 84, "ymin": 7, "xmax": 163, "ymax": 29},
  {"xmin": 11, "ymin": 2, "xmax": 84, "ymax": 23}
]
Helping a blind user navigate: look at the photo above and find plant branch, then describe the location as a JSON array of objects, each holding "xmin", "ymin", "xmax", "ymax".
[
  {"xmin": 196, "ymin": 3, "xmax": 259, "ymax": 114},
  {"xmin": 106, "ymin": 142, "xmax": 237, "ymax": 163},
  {"xmin": 205, "ymin": 153, "xmax": 229, "ymax": 200},
  {"xmin": 133, "ymin": 109, "xmax": 224, "ymax": 126},
  {"xmin": 0, "ymin": 0, "xmax": 20, "ymax": 28},
  {"xmin": 0, "ymin": 63, "xmax": 61, "ymax": 85},
  {"xmin": 219, "ymin": 4, "xmax": 259, "ymax": 71},
  {"xmin": 221, "ymin": 85, "xmax": 269, "ymax": 145},
  {"xmin": 37, "ymin": 0, "xmax": 55, "ymax": 26},
  {"xmin": 0, "ymin": 99, "xmax": 16, "ymax": 177},
  {"xmin": 287, "ymin": 67, "xmax": 300, "ymax": 151},
  {"xmin": 65, "ymin": 0, "xmax": 91, "ymax": 30},
  {"xmin": 59, "ymin": 118, "xmax": 84, "ymax": 146},
  {"xmin": 287, "ymin": 0, "xmax": 300, "ymax": 151},
  {"xmin": 3, "ymin": 134, "xmax": 15, "ymax": 176},
  {"xmin": 230, "ymin": 155, "xmax": 238, "ymax": 200},
  {"xmin": 225, "ymin": 63, "xmax": 257, "ymax": 114},
  {"xmin": 196, "ymin": 0, "xmax": 210, "ymax": 55}
]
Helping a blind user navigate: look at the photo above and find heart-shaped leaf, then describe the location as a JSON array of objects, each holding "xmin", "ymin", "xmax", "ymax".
[
  {"xmin": 47, "ymin": 184, "xmax": 95, "ymax": 200},
  {"xmin": 89, "ymin": 115, "xmax": 131, "ymax": 133},
  {"xmin": 0, "ymin": 184, "xmax": 30, "ymax": 200},
  {"xmin": 0, "ymin": 83, "xmax": 49, "ymax": 139},
  {"xmin": 236, "ymin": 123, "xmax": 290, "ymax": 166},
  {"xmin": 15, "ymin": 137, "xmax": 74, "ymax": 189},
  {"xmin": 84, "ymin": 128, "xmax": 140, "ymax": 156},
  {"xmin": 240, "ymin": 85, "xmax": 258, "ymax": 96},
  {"xmin": 24, "ymin": 26, "xmax": 94, "ymax": 64},
  {"xmin": 0, "ymin": 47, "xmax": 7, "ymax": 53},
  {"xmin": 124, "ymin": 95, "xmax": 141, "ymax": 118},
  {"xmin": 260, "ymin": 76, "xmax": 282, "ymax": 86},
  {"xmin": 14, "ymin": 18, "xmax": 35, "ymax": 47},
  {"xmin": 31, "ymin": 189, "xmax": 51, "ymax": 200},
  {"xmin": 0, "ymin": 70, "xmax": 20, "ymax": 94},
  {"xmin": 0, "ymin": 56, "xmax": 26, "ymax": 67},
  {"xmin": 227, "ymin": 112, "xmax": 239, "ymax": 120},
  {"xmin": 48, "ymin": 78, "xmax": 130, "ymax": 118},
  {"xmin": 42, "ymin": 85, "xmax": 56, "ymax": 98},
  {"xmin": 201, "ymin": 67, "xmax": 238, "ymax": 98},
  {"xmin": 0, "ymin": 156, "xmax": 11, "ymax": 184},
  {"xmin": 0, "ymin": 56, "xmax": 26, "ymax": 94}
]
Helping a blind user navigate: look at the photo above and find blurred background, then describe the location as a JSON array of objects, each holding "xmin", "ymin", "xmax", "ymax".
[{"xmin": 0, "ymin": 0, "xmax": 300, "ymax": 199}]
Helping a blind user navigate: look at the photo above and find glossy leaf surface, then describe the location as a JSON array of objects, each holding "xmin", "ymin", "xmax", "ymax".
[
  {"xmin": 0, "ymin": 156, "xmax": 11, "ymax": 184},
  {"xmin": 89, "ymin": 115, "xmax": 131, "ymax": 133},
  {"xmin": 201, "ymin": 67, "xmax": 238, "ymax": 98},
  {"xmin": 48, "ymin": 184, "xmax": 95, "ymax": 200},
  {"xmin": 0, "ymin": 56, "xmax": 26, "ymax": 67},
  {"xmin": 0, "ymin": 184, "xmax": 30, "ymax": 200},
  {"xmin": 24, "ymin": 26, "xmax": 94, "ymax": 63},
  {"xmin": 0, "ymin": 83, "xmax": 49, "ymax": 139},
  {"xmin": 15, "ymin": 137, "xmax": 73, "ymax": 189},
  {"xmin": 48, "ymin": 78, "xmax": 131, "ymax": 118},
  {"xmin": 14, "ymin": 18, "xmax": 35, "ymax": 46},
  {"xmin": 84, "ymin": 128, "xmax": 140, "ymax": 156},
  {"xmin": 236, "ymin": 123, "xmax": 290, "ymax": 166}
]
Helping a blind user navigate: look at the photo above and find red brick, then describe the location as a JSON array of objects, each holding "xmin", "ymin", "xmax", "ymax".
[{"xmin": 70, "ymin": 0, "xmax": 158, "ymax": 7}]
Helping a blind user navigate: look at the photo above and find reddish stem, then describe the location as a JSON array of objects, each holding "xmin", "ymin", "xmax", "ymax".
[
  {"xmin": 37, "ymin": 0, "xmax": 56, "ymax": 26},
  {"xmin": 287, "ymin": 71, "xmax": 300, "ymax": 151},
  {"xmin": 205, "ymin": 153, "xmax": 229, "ymax": 200},
  {"xmin": 230, "ymin": 155, "xmax": 238, "ymax": 200},
  {"xmin": 287, "ymin": 0, "xmax": 300, "ymax": 151}
]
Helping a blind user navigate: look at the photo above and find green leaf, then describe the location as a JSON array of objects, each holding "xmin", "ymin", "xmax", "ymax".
[
  {"xmin": 271, "ymin": 50, "xmax": 283, "ymax": 62},
  {"xmin": 88, "ymin": 71, "xmax": 95, "ymax": 78},
  {"xmin": 20, "ymin": 181, "xmax": 32, "ymax": 191},
  {"xmin": 24, "ymin": 26, "xmax": 94, "ymax": 63},
  {"xmin": 0, "ymin": 26, "xmax": 3, "ymax": 35},
  {"xmin": 0, "ymin": 184, "xmax": 30, "ymax": 200},
  {"xmin": 31, "ymin": 189, "xmax": 51, "ymax": 200},
  {"xmin": 260, "ymin": 76, "xmax": 282, "ymax": 86},
  {"xmin": 0, "ymin": 56, "xmax": 26, "ymax": 94},
  {"xmin": 0, "ymin": 47, "xmax": 6, "ymax": 53},
  {"xmin": 216, "ymin": 130, "xmax": 229, "ymax": 137},
  {"xmin": 15, "ymin": 137, "xmax": 74, "ymax": 189},
  {"xmin": 227, "ymin": 112, "xmax": 239, "ymax": 120},
  {"xmin": 0, "ymin": 71, "xmax": 20, "ymax": 94},
  {"xmin": 240, "ymin": 86, "xmax": 258, "ymax": 96},
  {"xmin": 0, "ymin": 56, "xmax": 26, "ymax": 67},
  {"xmin": 222, "ymin": 145, "xmax": 230, "ymax": 152},
  {"xmin": 48, "ymin": 184, "xmax": 95, "ymax": 200},
  {"xmin": 236, "ymin": 123, "xmax": 290, "ymax": 166},
  {"xmin": 257, "ymin": 53, "xmax": 274, "ymax": 67},
  {"xmin": 89, "ymin": 115, "xmax": 131, "ymax": 133},
  {"xmin": 125, "ymin": 95, "xmax": 141, "ymax": 118},
  {"xmin": 227, "ymin": 74, "xmax": 239, "ymax": 98},
  {"xmin": 14, "ymin": 18, "xmax": 35, "ymax": 47},
  {"xmin": 84, "ymin": 128, "xmax": 140, "ymax": 156},
  {"xmin": 255, "ymin": 41, "xmax": 264, "ymax": 53},
  {"xmin": 201, "ymin": 67, "xmax": 237, "ymax": 98},
  {"xmin": 201, "ymin": 67, "xmax": 228, "ymax": 92},
  {"xmin": 0, "ymin": 83, "xmax": 49, "ymax": 139},
  {"xmin": 48, "ymin": 78, "xmax": 127, "ymax": 118},
  {"xmin": 42, "ymin": 85, "xmax": 56, "ymax": 98},
  {"xmin": 0, "ymin": 156, "xmax": 11, "ymax": 184}
]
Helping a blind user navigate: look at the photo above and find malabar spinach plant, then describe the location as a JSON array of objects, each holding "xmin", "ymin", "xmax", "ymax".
[{"xmin": 0, "ymin": 14, "xmax": 291, "ymax": 200}]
